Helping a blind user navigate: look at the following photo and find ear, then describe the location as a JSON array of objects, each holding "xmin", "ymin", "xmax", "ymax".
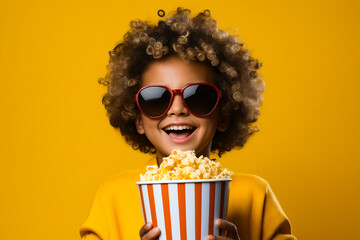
[
  {"xmin": 217, "ymin": 114, "xmax": 230, "ymax": 132},
  {"xmin": 135, "ymin": 115, "xmax": 145, "ymax": 134}
]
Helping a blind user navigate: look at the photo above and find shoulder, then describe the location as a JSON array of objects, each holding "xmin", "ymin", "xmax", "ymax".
[
  {"xmin": 96, "ymin": 168, "xmax": 144, "ymax": 197},
  {"xmin": 231, "ymin": 172, "xmax": 269, "ymax": 191},
  {"xmin": 227, "ymin": 173, "xmax": 273, "ymax": 219},
  {"xmin": 98, "ymin": 157, "xmax": 156, "ymax": 190},
  {"xmin": 101, "ymin": 168, "xmax": 143, "ymax": 185},
  {"xmin": 227, "ymin": 174, "xmax": 294, "ymax": 239},
  {"xmin": 229, "ymin": 173, "xmax": 271, "ymax": 202}
]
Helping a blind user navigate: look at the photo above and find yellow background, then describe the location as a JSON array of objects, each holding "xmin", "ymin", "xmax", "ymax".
[{"xmin": 1, "ymin": 0, "xmax": 359, "ymax": 239}]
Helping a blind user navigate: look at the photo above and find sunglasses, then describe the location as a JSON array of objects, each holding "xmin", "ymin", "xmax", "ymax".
[{"xmin": 135, "ymin": 83, "xmax": 222, "ymax": 119}]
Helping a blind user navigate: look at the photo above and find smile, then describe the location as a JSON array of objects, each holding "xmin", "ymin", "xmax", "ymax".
[{"xmin": 163, "ymin": 125, "xmax": 196, "ymax": 143}]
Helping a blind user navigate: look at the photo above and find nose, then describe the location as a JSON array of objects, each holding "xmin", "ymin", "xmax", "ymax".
[{"xmin": 167, "ymin": 94, "xmax": 189, "ymax": 116}]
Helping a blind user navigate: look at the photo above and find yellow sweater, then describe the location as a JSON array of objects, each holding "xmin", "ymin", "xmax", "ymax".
[{"xmin": 80, "ymin": 160, "xmax": 296, "ymax": 240}]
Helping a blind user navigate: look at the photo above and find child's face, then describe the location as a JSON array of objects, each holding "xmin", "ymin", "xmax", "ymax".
[{"xmin": 135, "ymin": 57, "xmax": 228, "ymax": 163}]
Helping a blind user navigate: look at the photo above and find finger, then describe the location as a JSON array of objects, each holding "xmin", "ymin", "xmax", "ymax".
[
  {"xmin": 141, "ymin": 227, "xmax": 160, "ymax": 240},
  {"xmin": 142, "ymin": 227, "xmax": 160, "ymax": 240},
  {"xmin": 139, "ymin": 222, "xmax": 152, "ymax": 237},
  {"xmin": 216, "ymin": 219, "xmax": 240, "ymax": 239}
]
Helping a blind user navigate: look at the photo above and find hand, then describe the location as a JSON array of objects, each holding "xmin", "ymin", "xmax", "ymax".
[
  {"xmin": 206, "ymin": 219, "xmax": 241, "ymax": 240},
  {"xmin": 139, "ymin": 222, "xmax": 160, "ymax": 240}
]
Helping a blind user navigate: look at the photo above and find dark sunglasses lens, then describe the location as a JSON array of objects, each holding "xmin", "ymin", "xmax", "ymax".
[
  {"xmin": 138, "ymin": 87, "xmax": 171, "ymax": 117},
  {"xmin": 183, "ymin": 85, "xmax": 219, "ymax": 115}
]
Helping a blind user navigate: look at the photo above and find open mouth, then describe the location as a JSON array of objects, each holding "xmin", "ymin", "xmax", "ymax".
[{"xmin": 163, "ymin": 125, "xmax": 196, "ymax": 139}]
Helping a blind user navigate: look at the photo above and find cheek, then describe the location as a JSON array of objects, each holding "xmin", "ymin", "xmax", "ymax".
[
  {"xmin": 201, "ymin": 117, "xmax": 219, "ymax": 134},
  {"xmin": 136, "ymin": 115, "xmax": 159, "ymax": 135},
  {"xmin": 141, "ymin": 117, "xmax": 162, "ymax": 136}
]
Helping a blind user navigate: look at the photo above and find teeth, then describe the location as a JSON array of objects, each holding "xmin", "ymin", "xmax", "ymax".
[{"xmin": 164, "ymin": 125, "xmax": 194, "ymax": 131}]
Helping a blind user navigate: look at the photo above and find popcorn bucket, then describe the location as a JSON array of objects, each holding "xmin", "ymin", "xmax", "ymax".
[{"xmin": 136, "ymin": 179, "xmax": 231, "ymax": 240}]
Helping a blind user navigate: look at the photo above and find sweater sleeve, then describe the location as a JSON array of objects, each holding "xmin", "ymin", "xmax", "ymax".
[
  {"xmin": 262, "ymin": 183, "xmax": 296, "ymax": 240},
  {"xmin": 80, "ymin": 184, "xmax": 109, "ymax": 240}
]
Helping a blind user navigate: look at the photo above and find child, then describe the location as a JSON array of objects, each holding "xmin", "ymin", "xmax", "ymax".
[{"xmin": 80, "ymin": 8, "xmax": 296, "ymax": 240}]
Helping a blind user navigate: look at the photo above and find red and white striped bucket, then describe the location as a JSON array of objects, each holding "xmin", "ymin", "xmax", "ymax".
[{"xmin": 136, "ymin": 179, "xmax": 231, "ymax": 240}]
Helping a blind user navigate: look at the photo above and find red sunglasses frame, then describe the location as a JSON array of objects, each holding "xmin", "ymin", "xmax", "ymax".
[{"xmin": 134, "ymin": 82, "xmax": 222, "ymax": 119}]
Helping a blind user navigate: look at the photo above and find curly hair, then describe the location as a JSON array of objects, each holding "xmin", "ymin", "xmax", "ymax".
[{"xmin": 99, "ymin": 7, "xmax": 265, "ymax": 156}]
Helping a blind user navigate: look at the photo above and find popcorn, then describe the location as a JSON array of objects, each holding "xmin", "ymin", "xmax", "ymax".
[{"xmin": 140, "ymin": 149, "xmax": 233, "ymax": 181}]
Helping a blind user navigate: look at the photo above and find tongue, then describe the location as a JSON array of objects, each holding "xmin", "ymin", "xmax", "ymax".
[{"xmin": 168, "ymin": 130, "xmax": 192, "ymax": 139}]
